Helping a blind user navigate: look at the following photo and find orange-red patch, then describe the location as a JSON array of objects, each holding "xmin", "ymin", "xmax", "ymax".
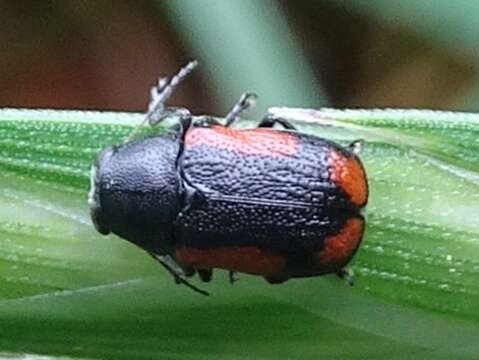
[
  {"xmin": 185, "ymin": 126, "xmax": 299, "ymax": 156},
  {"xmin": 328, "ymin": 149, "xmax": 368, "ymax": 206},
  {"xmin": 316, "ymin": 217, "xmax": 364, "ymax": 265},
  {"xmin": 175, "ymin": 246, "xmax": 285, "ymax": 276}
]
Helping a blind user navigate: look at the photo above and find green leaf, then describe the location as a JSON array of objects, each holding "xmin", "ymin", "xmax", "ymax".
[{"xmin": 0, "ymin": 108, "xmax": 478, "ymax": 359}]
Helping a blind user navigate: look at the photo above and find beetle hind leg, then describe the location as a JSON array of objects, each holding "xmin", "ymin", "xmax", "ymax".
[
  {"xmin": 337, "ymin": 267, "xmax": 355, "ymax": 286},
  {"xmin": 258, "ymin": 114, "xmax": 297, "ymax": 130},
  {"xmin": 348, "ymin": 140, "xmax": 363, "ymax": 154},
  {"xmin": 264, "ymin": 274, "xmax": 288, "ymax": 284}
]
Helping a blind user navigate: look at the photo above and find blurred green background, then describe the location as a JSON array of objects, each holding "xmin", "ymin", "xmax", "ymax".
[{"xmin": 1, "ymin": 0, "xmax": 478, "ymax": 115}]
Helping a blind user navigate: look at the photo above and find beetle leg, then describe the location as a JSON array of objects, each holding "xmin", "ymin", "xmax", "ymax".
[
  {"xmin": 348, "ymin": 140, "xmax": 363, "ymax": 155},
  {"xmin": 124, "ymin": 61, "xmax": 197, "ymax": 143},
  {"xmin": 257, "ymin": 114, "xmax": 297, "ymax": 130},
  {"xmin": 146, "ymin": 60, "xmax": 198, "ymax": 125},
  {"xmin": 192, "ymin": 115, "xmax": 222, "ymax": 128},
  {"xmin": 264, "ymin": 274, "xmax": 288, "ymax": 284},
  {"xmin": 337, "ymin": 267, "xmax": 355, "ymax": 286},
  {"xmin": 224, "ymin": 92, "xmax": 258, "ymax": 127},
  {"xmin": 198, "ymin": 269, "xmax": 213, "ymax": 282},
  {"xmin": 229, "ymin": 270, "xmax": 239, "ymax": 284},
  {"xmin": 183, "ymin": 265, "xmax": 196, "ymax": 278},
  {"xmin": 149, "ymin": 106, "xmax": 192, "ymax": 126},
  {"xmin": 148, "ymin": 252, "xmax": 210, "ymax": 296}
]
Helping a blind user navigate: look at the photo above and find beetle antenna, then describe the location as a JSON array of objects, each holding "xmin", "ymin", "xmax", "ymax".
[
  {"xmin": 124, "ymin": 60, "xmax": 198, "ymax": 143},
  {"xmin": 224, "ymin": 92, "xmax": 258, "ymax": 127},
  {"xmin": 147, "ymin": 252, "xmax": 210, "ymax": 296}
]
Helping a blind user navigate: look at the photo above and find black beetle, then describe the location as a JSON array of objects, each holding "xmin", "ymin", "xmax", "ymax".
[{"xmin": 88, "ymin": 61, "xmax": 368, "ymax": 295}]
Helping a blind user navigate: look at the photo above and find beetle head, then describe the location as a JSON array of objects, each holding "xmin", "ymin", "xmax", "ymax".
[{"xmin": 88, "ymin": 134, "xmax": 181, "ymax": 254}]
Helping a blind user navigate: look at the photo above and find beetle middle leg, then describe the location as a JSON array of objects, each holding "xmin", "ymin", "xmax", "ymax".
[
  {"xmin": 257, "ymin": 114, "xmax": 297, "ymax": 130},
  {"xmin": 197, "ymin": 269, "xmax": 213, "ymax": 282},
  {"xmin": 224, "ymin": 92, "xmax": 258, "ymax": 127}
]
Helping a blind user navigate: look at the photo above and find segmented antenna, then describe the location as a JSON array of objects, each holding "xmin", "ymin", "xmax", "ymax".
[
  {"xmin": 224, "ymin": 92, "xmax": 258, "ymax": 127},
  {"xmin": 124, "ymin": 60, "xmax": 198, "ymax": 143}
]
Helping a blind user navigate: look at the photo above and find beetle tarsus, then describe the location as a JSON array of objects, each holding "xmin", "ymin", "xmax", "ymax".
[
  {"xmin": 148, "ymin": 252, "xmax": 210, "ymax": 296},
  {"xmin": 264, "ymin": 275, "xmax": 287, "ymax": 284},
  {"xmin": 224, "ymin": 92, "xmax": 258, "ymax": 127},
  {"xmin": 258, "ymin": 114, "xmax": 297, "ymax": 130},
  {"xmin": 337, "ymin": 267, "xmax": 355, "ymax": 286},
  {"xmin": 198, "ymin": 269, "xmax": 213, "ymax": 282},
  {"xmin": 178, "ymin": 277, "xmax": 210, "ymax": 296},
  {"xmin": 348, "ymin": 140, "xmax": 363, "ymax": 155}
]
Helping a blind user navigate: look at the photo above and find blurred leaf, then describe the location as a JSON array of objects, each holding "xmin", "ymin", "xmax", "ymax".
[
  {"xmin": 334, "ymin": 0, "xmax": 479, "ymax": 111},
  {"xmin": 158, "ymin": 0, "xmax": 327, "ymax": 116},
  {"xmin": 0, "ymin": 108, "xmax": 478, "ymax": 359}
]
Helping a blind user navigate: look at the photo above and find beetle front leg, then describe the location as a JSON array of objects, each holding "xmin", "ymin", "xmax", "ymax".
[
  {"xmin": 146, "ymin": 60, "xmax": 198, "ymax": 126},
  {"xmin": 148, "ymin": 252, "xmax": 210, "ymax": 296},
  {"xmin": 148, "ymin": 106, "xmax": 192, "ymax": 127},
  {"xmin": 258, "ymin": 114, "xmax": 297, "ymax": 130},
  {"xmin": 124, "ymin": 61, "xmax": 197, "ymax": 143}
]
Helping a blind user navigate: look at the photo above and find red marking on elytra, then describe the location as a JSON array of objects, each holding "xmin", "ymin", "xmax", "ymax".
[
  {"xmin": 175, "ymin": 246, "xmax": 285, "ymax": 276},
  {"xmin": 185, "ymin": 126, "xmax": 299, "ymax": 156},
  {"xmin": 328, "ymin": 149, "xmax": 368, "ymax": 206},
  {"xmin": 316, "ymin": 217, "xmax": 364, "ymax": 265}
]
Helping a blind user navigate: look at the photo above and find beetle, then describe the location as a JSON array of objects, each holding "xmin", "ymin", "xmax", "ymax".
[{"xmin": 88, "ymin": 61, "xmax": 368, "ymax": 295}]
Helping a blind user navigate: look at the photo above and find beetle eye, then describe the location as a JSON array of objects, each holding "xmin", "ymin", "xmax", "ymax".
[{"xmin": 88, "ymin": 152, "xmax": 111, "ymax": 235}]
